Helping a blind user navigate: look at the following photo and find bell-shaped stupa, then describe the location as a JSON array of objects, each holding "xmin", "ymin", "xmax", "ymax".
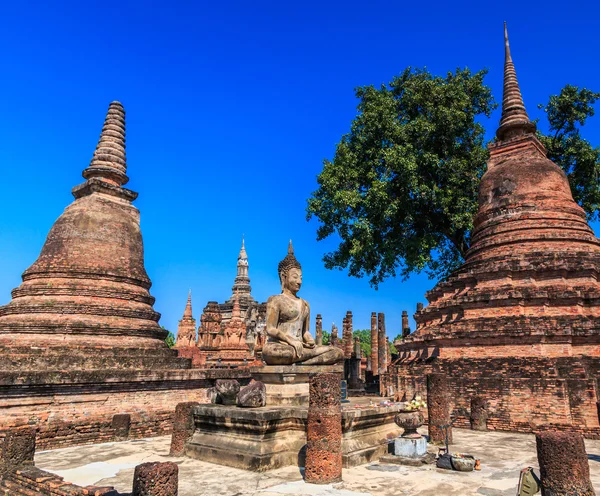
[
  {"xmin": 391, "ymin": 25, "xmax": 600, "ymax": 436},
  {"xmin": 0, "ymin": 102, "xmax": 168, "ymax": 353}
]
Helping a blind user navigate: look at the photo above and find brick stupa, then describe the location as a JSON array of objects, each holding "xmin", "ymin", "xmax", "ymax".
[
  {"xmin": 390, "ymin": 25, "xmax": 600, "ymax": 435},
  {"xmin": 0, "ymin": 103, "xmax": 214, "ymax": 449},
  {"xmin": 0, "ymin": 102, "xmax": 173, "ymax": 355}
]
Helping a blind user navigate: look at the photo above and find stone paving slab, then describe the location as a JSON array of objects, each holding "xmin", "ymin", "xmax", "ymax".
[{"xmin": 35, "ymin": 428, "xmax": 600, "ymax": 496}]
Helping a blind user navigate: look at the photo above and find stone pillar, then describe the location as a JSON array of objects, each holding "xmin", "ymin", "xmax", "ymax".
[
  {"xmin": 370, "ymin": 312, "xmax": 378, "ymax": 376},
  {"xmin": 0, "ymin": 427, "xmax": 36, "ymax": 469},
  {"xmin": 305, "ymin": 372, "xmax": 342, "ymax": 484},
  {"xmin": 386, "ymin": 337, "xmax": 391, "ymax": 368},
  {"xmin": 315, "ymin": 314, "xmax": 323, "ymax": 346},
  {"xmin": 353, "ymin": 337, "xmax": 361, "ymax": 358},
  {"xmin": 170, "ymin": 402, "xmax": 200, "ymax": 456},
  {"xmin": 378, "ymin": 313, "xmax": 386, "ymax": 376},
  {"xmin": 416, "ymin": 302, "xmax": 424, "ymax": 312},
  {"xmin": 427, "ymin": 373, "xmax": 452, "ymax": 445},
  {"xmin": 536, "ymin": 431, "xmax": 595, "ymax": 496},
  {"xmin": 331, "ymin": 324, "xmax": 339, "ymax": 347},
  {"xmin": 470, "ymin": 397, "xmax": 488, "ymax": 431},
  {"xmin": 343, "ymin": 311, "xmax": 353, "ymax": 358},
  {"xmin": 112, "ymin": 413, "xmax": 131, "ymax": 441},
  {"xmin": 133, "ymin": 462, "xmax": 179, "ymax": 496},
  {"xmin": 402, "ymin": 310, "xmax": 410, "ymax": 338}
]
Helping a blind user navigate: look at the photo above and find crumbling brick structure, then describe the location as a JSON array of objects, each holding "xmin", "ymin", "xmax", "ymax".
[
  {"xmin": 0, "ymin": 102, "xmax": 250, "ymax": 449},
  {"xmin": 427, "ymin": 373, "xmax": 452, "ymax": 444},
  {"xmin": 305, "ymin": 372, "xmax": 342, "ymax": 484},
  {"xmin": 536, "ymin": 431, "xmax": 595, "ymax": 495},
  {"xmin": 389, "ymin": 26, "xmax": 600, "ymax": 436}
]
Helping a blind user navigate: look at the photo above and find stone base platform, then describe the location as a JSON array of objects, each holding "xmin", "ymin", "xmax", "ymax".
[
  {"xmin": 249, "ymin": 364, "xmax": 344, "ymax": 406},
  {"xmin": 184, "ymin": 401, "xmax": 402, "ymax": 472}
]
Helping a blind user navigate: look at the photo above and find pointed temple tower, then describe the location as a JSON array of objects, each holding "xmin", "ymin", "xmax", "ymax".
[
  {"xmin": 391, "ymin": 25, "xmax": 600, "ymax": 435},
  {"xmin": 0, "ymin": 103, "xmax": 212, "ymax": 449},
  {"xmin": 220, "ymin": 238, "xmax": 257, "ymax": 323},
  {"xmin": 175, "ymin": 292, "xmax": 197, "ymax": 348}
]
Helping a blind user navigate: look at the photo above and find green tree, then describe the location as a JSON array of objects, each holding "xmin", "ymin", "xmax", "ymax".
[
  {"xmin": 164, "ymin": 327, "xmax": 176, "ymax": 348},
  {"xmin": 538, "ymin": 85, "xmax": 600, "ymax": 219},
  {"xmin": 307, "ymin": 68, "xmax": 600, "ymax": 286}
]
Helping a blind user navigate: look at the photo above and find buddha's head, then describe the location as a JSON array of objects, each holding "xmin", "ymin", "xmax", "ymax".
[{"xmin": 278, "ymin": 240, "xmax": 302, "ymax": 293}]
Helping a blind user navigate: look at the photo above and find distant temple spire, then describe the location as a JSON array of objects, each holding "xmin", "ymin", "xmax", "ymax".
[
  {"xmin": 230, "ymin": 237, "xmax": 253, "ymax": 301},
  {"xmin": 83, "ymin": 101, "xmax": 129, "ymax": 186},
  {"xmin": 496, "ymin": 22, "xmax": 536, "ymax": 141},
  {"xmin": 183, "ymin": 290, "xmax": 193, "ymax": 318}
]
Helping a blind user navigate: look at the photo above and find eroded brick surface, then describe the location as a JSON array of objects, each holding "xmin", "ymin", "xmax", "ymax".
[
  {"xmin": 305, "ymin": 372, "xmax": 342, "ymax": 484},
  {"xmin": 536, "ymin": 431, "xmax": 595, "ymax": 495},
  {"xmin": 132, "ymin": 462, "xmax": 178, "ymax": 496}
]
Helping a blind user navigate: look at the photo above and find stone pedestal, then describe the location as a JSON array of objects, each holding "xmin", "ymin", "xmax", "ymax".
[
  {"xmin": 394, "ymin": 437, "xmax": 427, "ymax": 458},
  {"xmin": 251, "ymin": 364, "xmax": 343, "ymax": 406}
]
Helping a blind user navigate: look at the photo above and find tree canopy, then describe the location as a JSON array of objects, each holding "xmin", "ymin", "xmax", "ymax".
[{"xmin": 307, "ymin": 68, "xmax": 600, "ymax": 286}]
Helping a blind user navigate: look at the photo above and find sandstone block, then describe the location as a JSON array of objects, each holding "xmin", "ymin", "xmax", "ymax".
[
  {"xmin": 215, "ymin": 379, "xmax": 240, "ymax": 405},
  {"xmin": 237, "ymin": 381, "xmax": 266, "ymax": 408},
  {"xmin": 132, "ymin": 461, "xmax": 178, "ymax": 496}
]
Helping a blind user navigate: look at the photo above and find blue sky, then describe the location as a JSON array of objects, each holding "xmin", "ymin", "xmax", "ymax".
[{"xmin": 0, "ymin": 1, "xmax": 599, "ymax": 338}]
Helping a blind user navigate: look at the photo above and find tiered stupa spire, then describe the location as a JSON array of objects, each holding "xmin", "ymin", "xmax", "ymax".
[
  {"xmin": 83, "ymin": 101, "xmax": 129, "ymax": 186},
  {"xmin": 184, "ymin": 290, "xmax": 193, "ymax": 318},
  {"xmin": 229, "ymin": 237, "xmax": 254, "ymax": 304},
  {"xmin": 496, "ymin": 23, "xmax": 536, "ymax": 140}
]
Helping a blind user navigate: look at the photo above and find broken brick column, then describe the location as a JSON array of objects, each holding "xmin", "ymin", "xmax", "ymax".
[
  {"xmin": 133, "ymin": 462, "xmax": 178, "ymax": 496},
  {"xmin": 470, "ymin": 397, "xmax": 488, "ymax": 431},
  {"xmin": 370, "ymin": 312, "xmax": 378, "ymax": 376},
  {"xmin": 343, "ymin": 311, "xmax": 353, "ymax": 358},
  {"xmin": 402, "ymin": 310, "xmax": 410, "ymax": 338},
  {"xmin": 427, "ymin": 373, "xmax": 452, "ymax": 445},
  {"xmin": 169, "ymin": 402, "xmax": 200, "ymax": 456},
  {"xmin": 0, "ymin": 427, "xmax": 36, "ymax": 470},
  {"xmin": 378, "ymin": 313, "xmax": 386, "ymax": 376},
  {"xmin": 536, "ymin": 431, "xmax": 595, "ymax": 496},
  {"xmin": 305, "ymin": 372, "xmax": 342, "ymax": 484},
  {"xmin": 315, "ymin": 314, "xmax": 323, "ymax": 346}
]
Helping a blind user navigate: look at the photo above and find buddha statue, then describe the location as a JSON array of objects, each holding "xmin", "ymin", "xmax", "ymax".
[{"xmin": 262, "ymin": 242, "xmax": 344, "ymax": 366}]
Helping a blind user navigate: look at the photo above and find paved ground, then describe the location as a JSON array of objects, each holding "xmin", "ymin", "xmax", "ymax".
[{"xmin": 36, "ymin": 428, "xmax": 600, "ymax": 496}]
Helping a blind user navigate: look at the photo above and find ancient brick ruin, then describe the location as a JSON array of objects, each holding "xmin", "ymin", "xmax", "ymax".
[
  {"xmin": 0, "ymin": 102, "xmax": 244, "ymax": 450},
  {"xmin": 389, "ymin": 27, "xmax": 600, "ymax": 436}
]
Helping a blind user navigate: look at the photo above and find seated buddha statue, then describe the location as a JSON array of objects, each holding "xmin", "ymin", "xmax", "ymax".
[{"xmin": 262, "ymin": 242, "xmax": 344, "ymax": 366}]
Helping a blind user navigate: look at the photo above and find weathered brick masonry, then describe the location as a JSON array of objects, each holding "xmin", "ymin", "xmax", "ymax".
[
  {"xmin": 390, "ymin": 27, "xmax": 600, "ymax": 436},
  {"xmin": 0, "ymin": 102, "xmax": 252, "ymax": 449}
]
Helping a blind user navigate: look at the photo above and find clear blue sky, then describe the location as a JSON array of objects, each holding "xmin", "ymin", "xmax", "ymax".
[{"xmin": 1, "ymin": 1, "xmax": 599, "ymax": 339}]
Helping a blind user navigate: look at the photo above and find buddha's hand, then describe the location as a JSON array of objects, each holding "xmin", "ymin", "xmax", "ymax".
[
  {"xmin": 303, "ymin": 336, "xmax": 316, "ymax": 349},
  {"xmin": 291, "ymin": 339, "xmax": 304, "ymax": 359}
]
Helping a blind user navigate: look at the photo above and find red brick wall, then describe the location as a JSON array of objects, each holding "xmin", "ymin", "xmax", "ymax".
[
  {"xmin": 0, "ymin": 369, "xmax": 251, "ymax": 450},
  {"xmin": 384, "ymin": 355, "xmax": 600, "ymax": 438}
]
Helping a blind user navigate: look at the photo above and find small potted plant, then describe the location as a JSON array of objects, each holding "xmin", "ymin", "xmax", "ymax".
[{"xmin": 395, "ymin": 396, "xmax": 427, "ymax": 438}]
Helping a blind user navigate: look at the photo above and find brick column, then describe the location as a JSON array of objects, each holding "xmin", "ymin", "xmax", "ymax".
[
  {"xmin": 330, "ymin": 324, "xmax": 339, "ymax": 347},
  {"xmin": 170, "ymin": 402, "xmax": 199, "ymax": 456},
  {"xmin": 470, "ymin": 397, "xmax": 488, "ymax": 431},
  {"xmin": 0, "ymin": 427, "xmax": 36, "ymax": 470},
  {"xmin": 343, "ymin": 311, "xmax": 353, "ymax": 358},
  {"xmin": 427, "ymin": 373, "xmax": 452, "ymax": 445},
  {"xmin": 377, "ymin": 313, "xmax": 386, "ymax": 376},
  {"xmin": 315, "ymin": 314, "xmax": 323, "ymax": 346},
  {"xmin": 305, "ymin": 372, "xmax": 342, "ymax": 484},
  {"xmin": 370, "ymin": 312, "xmax": 378, "ymax": 376},
  {"xmin": 536, "ymin": 431, "xmax": 595, "ymax": 496},
  {"xmin": 112, "ymin": 413, "xmax": 131, "ymax": 441},
  {"xmin": 133, "ymin": 462, "xmax": 178, "ymax": 496},
  {"xmin": 402, "ymin": 310, "xmax": 410, "ymax": 338}
]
